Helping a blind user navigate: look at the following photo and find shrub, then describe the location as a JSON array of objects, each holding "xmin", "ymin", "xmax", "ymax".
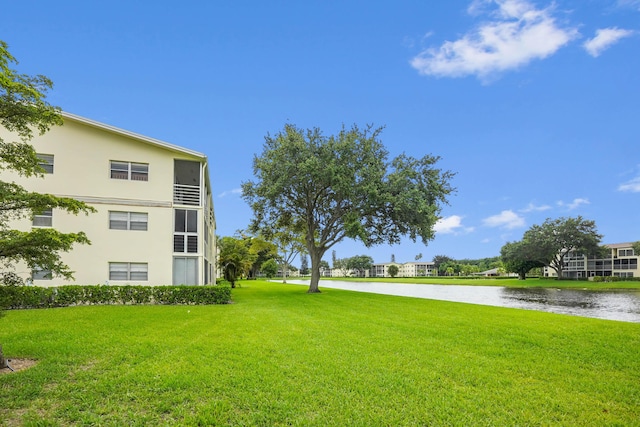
[{"xmin": 0, "ymin": 284, "xmax": 231, "ymax": 310}]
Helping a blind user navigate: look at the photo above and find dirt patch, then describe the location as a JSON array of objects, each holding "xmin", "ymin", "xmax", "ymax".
[{"xmin": 0, "ymin": 358, "xmax": 38, "ymax": 374}]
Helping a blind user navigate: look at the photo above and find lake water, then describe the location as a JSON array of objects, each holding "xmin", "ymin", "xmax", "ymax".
[{"xmin": 285, "ymin": 280, "xmax": 640, "ymax": 323}]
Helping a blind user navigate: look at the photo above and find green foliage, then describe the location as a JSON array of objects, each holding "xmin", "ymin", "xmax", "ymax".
[
  {"xmin": 0, "ymin": 40, "xmax": 95, "ymax": 280},
  {"xmin": 243, "ymin": 123, "xmax": 455, "ymax": 292},
  {"xmin": 0, "ymin": 284, "xmax": 231, "ymax": 309},
  {"xmin": 300, "ymin": 254, "xmax": 309, "ymax": 275},
  {"xmin": 218, "ymin": 236, "xmax": 257, "ymax": 288},
  {"xmin": 0, "ymin": 41, "xmax": 63, "ymax": 175},
  {"xmin": 241, "ymin": 235, "xmax": 277, "ymax": 279},
  {"xmin": 387, "ymin": 264, "xmax": 399, "ymax": 278},
  {"xmin": 0, "ymin": 228, "xmax": 91, "ymax": 279},
  {"xmin": 345, "ymin": 254, "xmax": 374, "ymax": 277},
  {"xmin": 500, "ymin": 240, "xmax": 545, "ymax": 280},
  {"xmin": 260, "ymin": 258, "xmax": 278, "ymax": 278},
  {"xmin": 522, "ymin": 216, "xmax": 602, "ymax": 278}
]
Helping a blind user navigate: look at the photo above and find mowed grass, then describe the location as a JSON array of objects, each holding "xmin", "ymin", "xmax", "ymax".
[{"xmin": 1, "ymin": 281, "xmax": 639, "ymax": 426}]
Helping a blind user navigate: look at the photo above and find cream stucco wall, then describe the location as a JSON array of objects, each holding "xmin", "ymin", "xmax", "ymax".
[{"xmin": 1, "ymin": 113, "xmax": 215, "ymax": 286}]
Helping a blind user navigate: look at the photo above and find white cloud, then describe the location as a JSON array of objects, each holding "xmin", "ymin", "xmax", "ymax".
[
  {"xmin": 618, "ymin": 176, "xmax": 640, "ymax": 192},
  {"xmin": 482, "ymin": 210, "xmax": 525, "ymax": 229},
  {"xmin": 557, "ymin": 198, "xmax": 590, "ymax": 210},
  {"xmin": 410, "ymin": 0, "xmax": 578, "ymax": 80},
  {"xmin": 618, "ymin": 0, "xmax": 640, "ymax": 11},
  {"xmin": 218, "ymin": 188, "xmax": 242, "ymax": 198},
  {"xmin": 520, "ymin": 202, "xmax": 551, "ymax": 213},
  {"xmin": 584, "ymin": 27, "xmax": 635, "ymax": 57},
  {"xmin": 434, "ymin": 215, "xmax": 474, "ymax": 234}
]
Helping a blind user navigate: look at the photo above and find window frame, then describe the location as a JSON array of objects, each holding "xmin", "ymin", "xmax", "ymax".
[
  {"xmin": 110, "ymin": 161, "xmax": 149, "ymax": 181},
  {"xmin": 33, "ymin": 208, "xmax": 53, "ymax": 227},
  {"xmin": 36, "ymin": 153, "xmax": 54, "ymax": 174},
  {"xmin": 173, "ymin": 209, "xmax": 198, "ymax": 253},
  {"xmin": 109, "ymin": 211, "xmax": 148, "ymax": 231},
  {"xmin": 108, "ymin": 262, "xmax": 148, "ymax": 281}
]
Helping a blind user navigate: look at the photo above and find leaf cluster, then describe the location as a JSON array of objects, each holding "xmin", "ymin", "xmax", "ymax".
[
  {"xmin": 1, "ymin": 40, "xmax": 62, "ymax": 177},
  {"xmin": 0, "ymin": 41, "xmax": 94, "ymax": 280}
]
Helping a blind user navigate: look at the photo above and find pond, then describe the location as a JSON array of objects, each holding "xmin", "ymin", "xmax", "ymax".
[{"xmin": 286, "ymin": 280, "xmax": 640, "ymax": 323}]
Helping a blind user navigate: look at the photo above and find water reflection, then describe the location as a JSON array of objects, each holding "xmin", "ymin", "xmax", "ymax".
[
  {"xmin": 286, "ymin": 280, "xmax": 640, "ymax": 323},
  {"xmin": 500, "ymin": 287, "xmax": 640, "ymax": 323}
]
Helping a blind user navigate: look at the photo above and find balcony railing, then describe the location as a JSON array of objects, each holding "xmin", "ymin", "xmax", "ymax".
[{"xmin": 174, "ymin": 184, "xmax": 200, "ymax": 206}]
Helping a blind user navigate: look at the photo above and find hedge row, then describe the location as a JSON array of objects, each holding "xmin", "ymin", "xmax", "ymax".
[
  {"xmin": 591, "ymin": 276, "xmax": 640, "ymax": 283},
  {"xmin": 0, "ymin": 284, "xmax": 231, "ymax": 310}
]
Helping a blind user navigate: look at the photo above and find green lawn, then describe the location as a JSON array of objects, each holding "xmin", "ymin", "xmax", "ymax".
[{"xmin": 1, "ymin": 281, "xmax": 639, "ymax": 426}]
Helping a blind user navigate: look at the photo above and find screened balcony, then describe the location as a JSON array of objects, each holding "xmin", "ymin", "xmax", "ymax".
[{"xmin": 174, "ymin": 160, "xmax": 201, "ymax": 206}]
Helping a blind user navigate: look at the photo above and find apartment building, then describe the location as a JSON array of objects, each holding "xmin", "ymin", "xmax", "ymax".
[
  {"xmin": 1, "ymin": 112, "xmax": 216, "ymax": 286},
  {"xmin": 544, "ymin": 242, "xmax": 638, "ymax": 279},
  {"xmin": 370, "ymin": 261, "xmax": 436, "ymax": 278}
]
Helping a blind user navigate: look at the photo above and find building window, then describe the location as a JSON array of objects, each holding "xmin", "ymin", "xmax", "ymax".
[
  {"xmin": 110, "ymin": 161, "xmax": 148, "ymax": 181},
  {"xmin": 173, "ymin": 257, "xmax": 198, "ymax": 285},
  {"xmin": 109, "ymin": 262, "xmax": 148, "ymax": 281},
  {"xmin": 109, "ymin": 211, "xmax": 148, "ymax": 231},
  {"xmin": 174, "ymin": 209, "xmax": 198, "ymax": 253},
  {"xmin": 37, "ymin": 154, "xmax": 54, "ymax": 174},
  {"xmin": 33, "ymin": 208, "xmax": 53, "ymax": 227},
  {"xmin": 619, "ymin": 249, "xmax": 635, "ymax": 257},
  {"xmin": 32, "ymin": 268, "xmax": 52, "ymax": 280}
]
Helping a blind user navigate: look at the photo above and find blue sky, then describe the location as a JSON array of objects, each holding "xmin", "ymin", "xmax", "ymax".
[{"xmin": 3, "ymin": 0, "xmax": 639, "ymax": 265}]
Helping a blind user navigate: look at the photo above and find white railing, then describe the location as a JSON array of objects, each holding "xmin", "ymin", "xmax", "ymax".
[{"xmin": 174, "ymin": 184, "xmax": 200, "ymax": 206}]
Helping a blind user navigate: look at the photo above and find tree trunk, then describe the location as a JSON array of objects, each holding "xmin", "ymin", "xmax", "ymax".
[
  {"xmin": 308, "ymin": 249, "xmax": 324, "ymax": 293},
  {"xmin": 282, "ymin": 260, "xmax": 288, "ymax": 284},
  {"xmin": 518, "ymin": 272, "xmax": 526, "ymax": 280}
]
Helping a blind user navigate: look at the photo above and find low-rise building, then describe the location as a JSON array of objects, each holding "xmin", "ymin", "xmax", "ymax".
[
  {"xmin": 370, "ymin": 261, "xmax": 436, "ymax": 278},
  {"xmin": 1, "ymin": 112, "xmax": 216, "ymax": 286},
  {"xmin": 544, "ymin": 242, "xmax": 638, "ymax": 279}
]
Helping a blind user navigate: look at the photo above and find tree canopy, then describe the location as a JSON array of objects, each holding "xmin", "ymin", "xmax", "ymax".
[
  {"xmin": 501, "ymin": 216, "xmax": 602, "ymax": 280},
  {"xmin": 500, "ymin": 240, "xmax": 545, "ymax": 280},
  {"xmin": 522, "ymin": 216, "xmax": 602, "ymax": 278},
  {"xmin": 242, "ymin": 123, "xmax": 455, "ymax": 292},
  {"xmin": 0, "ymin": 40, "xmax": 94, "ymax": 283},
  {"xmin": 218, "ymin": 236, "xmax": 256, "ymax": 287},
  {"xmin": 344, "ymin": 255, "xmax": 374, "ymax": 277}
]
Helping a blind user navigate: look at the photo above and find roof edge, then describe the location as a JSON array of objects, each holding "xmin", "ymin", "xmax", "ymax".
[{"xmin": 61, "ymin": 111, "xmax": 206, "ymax": 159}]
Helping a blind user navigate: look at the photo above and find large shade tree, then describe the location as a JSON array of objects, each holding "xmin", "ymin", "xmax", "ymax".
[
  {"xmin": 345, "ymin": 255, "xmax": 374, "ymax": 277},
  {"xmin": 522, "ymin": 216, "xmax": 602, "ymax": 278},
  {"xmin": 242, "ymin": 123, "xmax": 455, "ymax": 293},
  {"xmin": 0, "ymin": 41, "xmax": 94, "ymax": 283},
  {"xmin": 500, "ymin": 240, "xmax": 545, "ymax": 280}
]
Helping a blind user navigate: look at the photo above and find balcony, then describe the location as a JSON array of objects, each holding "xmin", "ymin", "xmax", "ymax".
[{"xmin": 174, "ymin": 184, "xmax": 200, "ymax": 206}]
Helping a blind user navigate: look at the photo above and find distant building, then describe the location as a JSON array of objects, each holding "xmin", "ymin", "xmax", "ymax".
[
  {"xmin": 1, "ymin": 112, "xmax": 216, "ymax": 286},
  {"xmin": 544, "ymin": 242, "xmax": 638, "ymax": 279},
  {"xmin": 370, "ymin": 261, "xmax": 436, "ymax": 278}
]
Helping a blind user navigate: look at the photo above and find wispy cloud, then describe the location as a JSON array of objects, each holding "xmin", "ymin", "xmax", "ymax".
[
  {"xmin": 557, "ymin": 198, "xmax": 590, "ymax": 210},
  {"xmin": 434, "ymin": 215, "xmax": 475, "ymax": 235},
  {"xmin": 482, "ymin": 210, "xmax": 525, "ymax": 229},
  {"xmin": 584, "ymin": 27, "xmax": 635, "ymax": 57},
  {"xmin": 520, "ymin": 202, "xmax": 551, "ymax": 213},
  {"xmin": 218, "ymin": 188, "xmax": 242, "ymax": 198},
  {"xmin": 618, "ymin": 0, "xmax": 640, "ymax": 11},
  {"xmin": 618, "ymin": 176, "xmax": 640, "ymax": 192},
  {"xmin": 410, "ymin": 0, "xmax": 578, "ymax": 81}
]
